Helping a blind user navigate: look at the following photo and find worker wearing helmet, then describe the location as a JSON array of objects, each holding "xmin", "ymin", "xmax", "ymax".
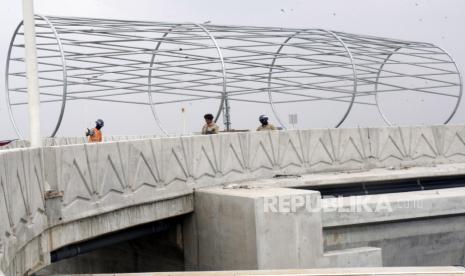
[
  {"xmin": 201, "ymin": 113, "xmax": 219, "ymax": 135},
  {"xmin": 256, "ymin": 115, "xmax": 276, "ymax": 131},
  {"xmin": 86, "ymin": 119, "xmax": 104, "ymax": 142}
]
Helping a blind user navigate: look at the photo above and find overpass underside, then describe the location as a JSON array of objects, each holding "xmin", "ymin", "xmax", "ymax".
[
  {"xmin": 33, "ymin": 171, "xmax": 465, "ymax": 274},
  {"xmin": 2, "ymin": 125, "xmax": 465, "ymax": 275}
]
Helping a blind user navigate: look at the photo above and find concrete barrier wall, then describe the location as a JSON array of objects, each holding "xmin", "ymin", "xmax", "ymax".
[
  {"xmin": 0, "ymin": 141, "xmax": 192, "ymax": 275},
  {"xmin": 0, "ymin": 148, "xmax": 48, "ymax": 275},
  {"xmin": 51, "ymin": 124, "xmax": 465, "ymax": 222},
  {"xmin": 0, "ymin": 135, "xmax": 160, "ymax": 150},
  {"xmin": 45, "ymin": 124, "xmax": 465, "ymax": 223},
  {"xmin": 0, "ymin": 140, "xmax": 29, "ymax": 150},
  {"xmin": 1, "ymin": 125, "xmax": 465, "ymax": 274},
  {"xmin": 324, "ymin": 214, "xmax": 465, "ymax": 266},
  {"xmin": 321, "ymin": 187, "xmax": 465, "ymax": 266},
  {"xmin": 45, "ymin": 138, "xmax": 195, "ymax": 222}
]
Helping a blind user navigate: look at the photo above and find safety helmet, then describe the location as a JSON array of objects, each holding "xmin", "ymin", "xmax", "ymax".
[
  {"xmin": 204, "ymin": 113, "xmax": 214, "ymax": 120},
  {"xmin": 259, "ymin": 115, "xmax": 268, "ymax": 121},
  {"xmin": 96, "ymin": 119, "xmax": 104, "ymax": 127}
]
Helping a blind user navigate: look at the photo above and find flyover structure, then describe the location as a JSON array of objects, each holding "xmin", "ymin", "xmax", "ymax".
[
  {"xmin": 44, "ymin": 267, "xmax": 465, "ymax": 276},
  {"xmin": 5, "ymin": 16, "xmax": 463, "ymax": 137},
  {"xmin": 2, "ymin": 125, "xmax": 465, "ymax": 275}
]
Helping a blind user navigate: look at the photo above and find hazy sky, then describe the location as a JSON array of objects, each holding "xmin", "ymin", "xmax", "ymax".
[{"xmin": 1, "ymin": 0, "xmax": 464, "ymax": 139}]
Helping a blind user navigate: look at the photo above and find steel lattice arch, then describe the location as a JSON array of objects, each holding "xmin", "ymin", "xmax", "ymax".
[{"xmin": 5, "ymin": 16, "xmax": 463, "ymax": 137}]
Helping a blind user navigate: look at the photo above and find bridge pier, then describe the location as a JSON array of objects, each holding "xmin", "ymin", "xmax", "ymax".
[{"xmin": 184, "ymin": 187, "xmax": 381, "ymax": 270}]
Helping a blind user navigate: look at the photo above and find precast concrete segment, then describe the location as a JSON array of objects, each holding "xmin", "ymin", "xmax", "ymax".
[
  {"xmin": 0, "ymin": 134, "xmax": 162, "ymax": 150},
  {"xmin": 185, "ymin": 187, "xmax": 381, "ymax": 270},
  {"xmin": 318, "ymin": 188, "xmax": 465, "ymax": 266},
  {"xmin": 198, "ymin": 163, "xmax": 465, "ymax": 192},
  {"xmin": 2, "ymin": 125, "xmax": 465, "ymax": 274},
  {"xmin": 0, "ymin": 145, "xmax": 193, "ymax": 275},
  {"xmin": 322, "ymin": 187, "xmax": 465, "ymax": 227},
  {"xmin": 324, "ymin": 214, "xmax": 465, "ymax": 266},
  {"xmin": 50, "ymin": 267, "xmax": 465, "ymax": 276}
]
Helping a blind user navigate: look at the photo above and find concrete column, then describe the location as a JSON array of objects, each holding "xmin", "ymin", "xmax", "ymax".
[
  {"xmin": 185, "ymin": 186, "xmax": 382, "ymax": 271},
  {"xmin": 185, "ymin": 187, "xmax": 324, "ymax": 270},
  {"xmin": 22, "ymin": 0, "xmax": 42, "ymax": 147}
]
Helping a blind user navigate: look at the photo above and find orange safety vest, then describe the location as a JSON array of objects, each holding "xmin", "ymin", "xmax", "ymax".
[{"xmin": 88, "ymin": 128, "xmax": 103, "ymax": 143}]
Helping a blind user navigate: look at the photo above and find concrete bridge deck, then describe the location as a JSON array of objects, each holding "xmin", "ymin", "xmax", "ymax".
[
  {"xmin": 2, "ymin": 125, "xmax": 465, "ymax": 275},
  {"xmin": 54, "ymin": 267, "xmax": 465, "ymax": 275}
]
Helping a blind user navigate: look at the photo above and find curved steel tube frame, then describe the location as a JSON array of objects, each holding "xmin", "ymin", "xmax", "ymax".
[
  {"xmin": 6, "ymin": 15, "xmax": 67, "ymax": 139},
  {"xmin": 267, "ymin": 29, "xmax": 357, "ymax": 129},
  {"xmin": 148, "ymin": 23, "xmax": 229, "ymax": 134},
  {"xmin": 147, "ymin": 27, "xmax": 172, "ymax": 135},
  {"xmin": 5, "ymin": 16, "xmax": 463, "ymax": 137},
  {"xmin": 374, "ymin": 45, "xmax": 463, "ymax": 126},
  {"xmin": 194, "ymin": 23, "xmax": 230, "ymax": 131},
  {"xmin": 5, "ymin": 20, "xmax": 25, "ymax": 138}
]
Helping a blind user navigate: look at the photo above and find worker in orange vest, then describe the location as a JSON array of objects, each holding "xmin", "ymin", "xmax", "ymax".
[{"xmin": 86, "ymin": 119, "xmax": 104, "ymax": 142}]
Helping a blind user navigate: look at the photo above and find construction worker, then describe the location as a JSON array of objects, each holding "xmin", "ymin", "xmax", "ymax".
[
  {"xmin": 201, "ymin": 113, "xmax": 219, "ymax": 135},
  {"xmin": 256, "ymin": 115, "xmax": 277, "ymax": 131},
  {"xmin": 86, "ymin": 119, "xmax": 104, "ymax": 142}
]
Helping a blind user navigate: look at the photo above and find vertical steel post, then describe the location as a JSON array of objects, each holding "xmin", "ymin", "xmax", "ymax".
[
  {"xmin": 22, "ymin": 0, "xmax": 41, "ymax": 147},
  {"xmin": 223, "ymin": 96, "xmax": 231, "ymax": 131}
]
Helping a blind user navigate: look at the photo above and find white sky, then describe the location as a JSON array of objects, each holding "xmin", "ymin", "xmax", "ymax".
[{"xmin": 1, "ymin": 0, "xmax": 464, "ymax": 139}]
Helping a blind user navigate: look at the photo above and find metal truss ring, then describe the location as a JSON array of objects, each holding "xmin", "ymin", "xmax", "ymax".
[
  {"xmin": 374, "ymin": 45, "xmax": 462, "ymax": 125},
  {"xmin": 267, "ymin": 29, "xmax": 357, "ymax": 129},
  {"xmin": 147, "ymin": 28, "xmax": 173, "ymax": 135},
  {"xmin": 147, "ymin": 23, "xmax": 227, "ymax": 135},
  {"xmin": 39, "ymin": 15, "xmax": 68, "ymax": 137},
  {"xmin": 267, "ymin": 31, "xmax": 300, "ymax": 129},
  {"xmin": 194, "ymin": 23, "xmax": 229, "ymax": 130},
  {"xmin": 5, "ymin": 15, "xmax": 68, "ymax": 138},
  {"xmin": 5, "ymin": 20, "xmax": 25, "ymax": 139},
  {"xmin": 439, "ymin": 47, "xmax": 464, "ymax": 124}
]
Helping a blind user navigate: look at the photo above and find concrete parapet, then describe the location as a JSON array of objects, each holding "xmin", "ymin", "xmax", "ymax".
[
  {"xmin": 2, "ymin": 125, "xmax": 465, "ymax": 274},
  {"xmin": 320, "ymin": 188, "xmax": 465, "ymax": 266},
  {"xmin": 0, "ymin": 135, "xmax": 161, "ymax": 150},
  {"xmin": 322, "ymin": 187, "xmax": 465, "ymax": 227},
  {"xmin": 0, "ymin": 143, "xmax": 193, "ymax": 275},
  {"xmin": 0, "ymin": 148, "xmax": 47, "ymax": 275},
  {"xmin": 321, "ymin": 247, "xmax": 382, "ymax": 267}
]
